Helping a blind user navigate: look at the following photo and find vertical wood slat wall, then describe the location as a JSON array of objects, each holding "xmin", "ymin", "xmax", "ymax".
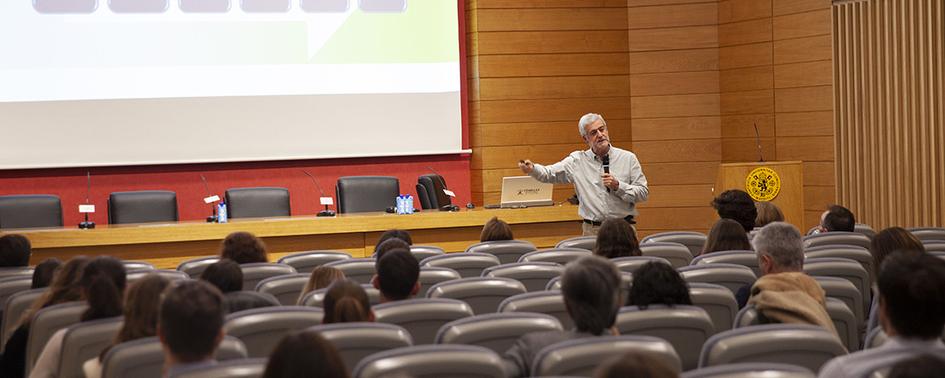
[{"xmin": 833, "ymin": 0, "xmax": 945, "ymax": 228}]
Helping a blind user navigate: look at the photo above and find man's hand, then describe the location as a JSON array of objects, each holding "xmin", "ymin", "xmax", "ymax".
[
  {"xmin": 518, "ymin": 159, "xmax": 534, "ymax": 174},
  {"xmin": 601, "ymin": 173, "xmax": 619, "ymax": 190}
]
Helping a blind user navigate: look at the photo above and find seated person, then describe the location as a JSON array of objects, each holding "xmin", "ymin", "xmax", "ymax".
[
  {"xmin": 322, "ymin": 279, "xmax": 374, "ymax": 324},
  {"xmin": 627, "ymin": 261, "xmax": 691, "ymax": 308},
  {"xmin": 811, "ymin": 204, "xmax": 856, "ymax": 234},
  {"xmin": 503, "ymin": 255, "xmax": 623, "ymax": 378},
  {"xmin": 711, "ymin": 189, "xmax": 756, "ymax": 233},
  {"xmin": 371, "ymin": 249, "xmax": 420, "ymax": 303},
  {"xmin": 262, "ymin": 330, "xmax": 349, "ymax": 378},
  {"xmin": 159, "ymin": 280, "xmax": 226, "ymax": 375},
  {"xmin": 593, "ymin": 217, "xmax": 641, "ymax": 259},
  {"xmin": 219, "ymin": 231, "xmax": 268, "ymax": 264},
  {"xmin": 375, "ymin": 229, "xmax": 413, "ymax": 248},
  {"xmin": 0, "ymin": 234, "xmax": 31, "ymax": 267},
  {"xmin": 888, "ymin": 354, "xmax": 945, "ymax": 378},
  {"xmin": 200, "ymin": 259, "xmax": 278, "ymax": 314},
  {"xmin": 480, "ymin": 216, "xmax": 514, "ymax": 242},
  {"xmin": 297, "ymin": 266, "xmax": 345, "ymax": 305},
  {"xmin": 373, "ymin": 237, "xmax": 410, "ymax": 260},
  {"xmin": 865, "ymin": 228, "xmax": 926, "ymax": 334},
  {"xmin": 30, "ymin": 258, "xmax": 61, "ymax": 289},
  {"xmin": 754, "ymin": 201, "xmax": 784, "ymax": 228},
  {"xmin": 701, "ymin": 219, "xmax": 753, "ymax": 256}
]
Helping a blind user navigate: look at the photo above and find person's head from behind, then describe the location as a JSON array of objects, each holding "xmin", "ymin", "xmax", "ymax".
[
  {"xmin": 754, "ymin": 201, "xmax": 784, "ymax": 228},
  {"xmin": 200, "ymin": 259, "xmax": 243, "ymax": 293},
  {"xmin": 752, "ymin": 222, "xmax": 804, "ymax": 275},
  {"xmin": 220, "ymin": 231, "xmax": 268, "ymax": 264},
  {"xmin": 870, "ymin": 227, "xmax": 925, "ymax": 279},
  {"xmin": 371, "ymin": 249, "xmax": 419, "ymax": 302},
  {"xmin": 561, "ymin": 255, "xmax": 622, "ymax": 335},
  {"xmin": 31, "ymin": 258, "xmax": 61, "ymax": 289},
  {"xmin": 118, "ymin": 274, "xmax": 170, "ymax": 342},
  {"xmin": 711, "ymin": 189, "xmax": 756, "ymax": 233},
  {"xmin": 322, "ymin": 279, "xmax": 373, "ymax": 324},
  {"xmin": 0, "ymin": 234, "xmax": 31, "ymax": 267},
  {"xmin": 628, "ymin": 262, "xmax": 691, "ymax": 309},
  {"xmin": 888, "ymin": 354, "xmax": 945, "ymax": 378},
  {"xmin": 299, "ymin": 266, "xmax": 345, "ymax": 304},
  {"xmin": 376, "ymin": 229, "xmax": 413, "ymax": 249},
  {"xmin": 820, "ymin": 204, "xmax": 856, "ymax": 232},
  {"xmin": 262, "ymin": 330, "xmax": 349, "ymax": 378},
  {"xmin": 594, "ymin": 351, "xmax": 678, "ymax": 378},
  {"xmin": 594, "ymin": 217, "xmax": 640, "ymax": 259},
  {"xmin": 80, "ymin": 256, "xmax": 127, "ymax": 321},
  {"xmin": 702, "ymin": 218, "xmax": 753, "ymax": 255},
  {"xmin": 877, "ymin": 252, "xmax": 945, "ymax": 340},
  {"xmin": 373, "ymin": 237, "xmax": 410, "ymax": 260},
  {"xmin": 20, "ymin": 256, "xmax": 89, "ymax": 327},
  {"xmin": 480, "ymin": 216, "xmax": 513, "ymax": 242},
  {"xmin": 159, "ymin": 280, "xmax": 225, "ymax": 365}
]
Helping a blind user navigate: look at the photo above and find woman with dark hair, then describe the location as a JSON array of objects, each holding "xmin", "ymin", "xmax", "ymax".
[
  {"xmin": 375, "ymin": 229, "xmax": 413, "ymax": 248},
  {"xmin": 480, "ymin": 216, "xmax": 514, "ymax": 242},
  {"xmin": 754, "ymin": 201, "xmax": 784, "ymax": 228},
  {"xmin": 30, "ymin": 258, "xmax": 61, "ymax": 289},
  {"xmin": 627, "ymin": 261, "xmax": 691, "ymax": 308},
  {"xmin": 701, "ymin": 219, "xmax": 753, "ymax": 256},
  {"xmin": 593, "ymin": 217, "xmax": 641, "ymax": 259},
  {"xmin": 711, "ymin": 189, "xmax": 756, "ymax": 233},
  {"xmin": 297, "ymin": 266, "xmax": 346, "ymax": 305},
  {"xmin": 262, "ymin": 330, "xmax": 349, "ymax": 378},
  {"xmin": 864, "ymin": 227, "xmax": 927, "ymax": 336},
  {"xmin": 322, "ymin": 279, "xmax": 373, "ymax": 324},
  {"xmin": 220, "ymin": 231, "xmax": 268, "ymax": 264}
]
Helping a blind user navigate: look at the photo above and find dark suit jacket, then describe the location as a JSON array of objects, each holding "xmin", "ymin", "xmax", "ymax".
[{"xmin": 502, "ymin": 330, "xmax": 597, "ymax": 378}]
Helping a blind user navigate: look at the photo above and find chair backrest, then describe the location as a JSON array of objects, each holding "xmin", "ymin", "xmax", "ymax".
[
  {"xmin": 864, "ymin": 327, "xmax": 888, "ymax": 349},
  {"xmin": 336, "ymin": 176, "xmax": 399, "ymax": 214},
  {"xmin": 255, "ymin": 273, "xmax": 310, "ymax": 305},
  {"xmin": 692, "ymin": 250, "xmax": 760, "ymax": 276},
  {"xmin": 417, "ymin": 173, "xmax": 452, "ymax": 209},
  {"xmin": 612, "ymin": 256, "xmax": 673, "ymax": 274},
  {"xmin": 678, "ymin": 263, "xmax": 758, "ymax": 295},
  {"xmin": 0, "ymin": 266, "xmax": 34, "ymax": 281},
  {"xmin": 518, "ymin": 248, "xmax": 592, "ymax": 265},
  {"xmin": 300, "ymin": 284, "xmax": 381, "ymax": 307},
  {"xmin": 58, "ymin": 317, "xmax": 123, "ymax": 378},
  {"xmin": 0, "ymin": 276, "xmax": 32, "ymax": 318},
  {"xmin": 498, "ymin": 290, "xmax": 571, "ymax": 330},
  {"xmin": 555, "ymin": 235, "xmax": 596, "ymax": 251},
  {"xmin": 615, "ymin": 305, "xmax": 715, "ymax": 370},
  {"xmin": 0, "ymin": 194, "xmax": 63, "ymax": 228},
  {"xmin": 908, "ymin": 227, "xmax": 945, "ymax": 242},
  {"xmin": 465, "ymin": 240, "xmax": 538, "ymax": 264},
  {"xmin": 353, "ymin": 344, "xmax": 505, "ymax": 378},
  {"xmin": 108, "ymin": 190, "xmax": 178, "ymax": 224},
  {"xmin": 417, "ymin": 267, "xmax": 461, "ymax": 298},
  {"xmin": 127, "ymin": 269, "xmax": 189, "ymax": 284},
  {"xmin": 373, "ymin": 298, "xmax": 474, "ymax": 344},
  {"xmin": 323, "ymin": 258, "xmax": 376, "ymax": 285},
  {"xmin": 239, "ymin": 263, "xmax": 297, "ymax": 291},
  {"xmin": 805, "ymin": 245, "xmax": 874, "ymax": 281},
  {"xmin": 803, "ymin": 231, "xmax": 871, "ymax": 249},
  {"xmin": 853, "ymin": 223, "xmax": 876, "ymax": 240},
  {"xmin": 545, "ymin": 271, "xmax": 633, "ymax": 292},
  {"xmin": 308, "ymin": 322, "xmax": 413, "ymax": 375},
  {"xmin": 812, "ymin": 276, "xmax": 864, "ymax": 327},
  {"xmin": 824, "ymin": 297, "xmax": 859, "ymax": 352},
  {"xmin": 803, "ymin": 257, "xmax": 870, "ymax": 315},
  {"xmin": 532, "ymin": 335, "xmax": 682, "ymax": 377},
  {"xmin": 122, "ymin": 261, "xmax": 155, "ymax": 272},
  {"xmin": 223, "ymin": 306, "xmax": 324, "ymax": 358},
  {"xmin": 224, "ymin": 187, "xmax": 290, "ymax": 219},
  {"xmin": 926, "ymin": 243, "xmax": 945, "ymax": 254},
  {"xmin": 1, "ymin": 288, "xmax": 44, "ymax": 351},
  {"xmin": 642, "ymin": 231, "xmax": 708, "ymax": 257},
  {"xmin": 640, "ymin": 241, "xmax": 694, "ymax": 268},
  {"xmin": 410, "ymin": 245, "xmax": 445, "ymax": 261},
  {"xmin": 733, "ymin": 305, "xmax": 762, "ymax": 328},
  {"xmin": 435, "ymin": 312, "xmax": 563, "ymax": 354},
  {"xmin": 101, "ymin": 335, "xmax": 247, "ymax": 378},
  {"xmin": 688, "ymin": 283, "xmax": 739, "ymax": 333},
  {"xmin": 420, "ymin": 252, "xmax": 501, "ymax": 278},
  {"xmin": 482, "ymin": 262, "xmax": 564, "ymax": 292},
  {"xmin": 680, "ymin": 363, "xmax": 815, "ymax": 378},
  {"xmin": 426, "ymin": 277, "xmax": 527, "ymax": 315},
  {"xmin": 168, "ymin": 358, "xmax": 267, "ymax": 378},
  {"xmin": 177, "ymin": 256, "xmax": 221, "ymax": 278},
  {"xmin": 698, "ymin": 324, "xmax": 848, "ymax": 371},
  {"xmin": 26, "ymin": 301, "xmax": 89, "ymax": 375},
  {"xmin": 277, "ymin": 250, "xmax": 351, "ymax": 274}
]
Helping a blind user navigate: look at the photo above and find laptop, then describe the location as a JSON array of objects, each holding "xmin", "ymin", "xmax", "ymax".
[{"xmin": 497, "ymin": 176, "xmax": 554, "ymax": 208}]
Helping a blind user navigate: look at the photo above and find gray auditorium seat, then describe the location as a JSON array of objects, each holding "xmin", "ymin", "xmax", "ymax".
[
  {"xmin": 813, "ymin": 276, "xmax": 864, "ymax": 327},
  {"xmin": 698, "ymin": 324, "xmax": 847, "ymax": 371},
  {"xmin": 168, "ymin": 358, "xmax": 266, "ymax": 378},
  {"xmin": 417, "ymin": 267, "xmax": 461, "ymax": 298},
  {"xmin": 434, "ymin": 312, "xmax": 562, "ymax": 353},
  {"xmin": 420, "ymin": 252, "xmax": 501, "ymax": 278},
  {"xmin": 240, "ymin": 263, "xmax": 297, "ymax": 290},
  {"xmin": 518, "ymin": 248, "xmax": 592, "ymax": 265},
  {"xmin": 308, "ymin": 322, "xmax": 413, "ymax": 375},
  {"xmin": 482, "ymin": 262, "xmax": 564, "ymax": 292},
  {"xmin": 615, "ymin": 305, "xmax": 715, "ymax": 370},
  {"xmin": 277, "ymin": 250, "xmax": 351, "ymax": 274},
  {"xmin": 908, "ymin": 227, "xmax": 945, "ymax": 242},
  {"xmin": 410, "ymin": 245, "xmax": 445, "ymax": 261},
  {"xmin": 26, "ymin": 301, "xmax": 89, "ymax": 376},
  {"xmin": 691, "ymin": 250, "xmax": 760, "ymax": 276},
  {"xmin": 926, "ymin": 243, "xmax": 945, "ymax": 254},
  {"xmin": 126, "ymin": 269, "xmax": 189, "ymax": 283},
  {"xmin": 612, "ymin": 256, "xmax": 672, "ymax": 274},
  {"xmin": 853, "ymin": 223, "xmax": 876, "ymax": 240},
  {"xmin": 803, "ymin": 231, "xmax": 871, "ymax": 249},
  {"xmin": 108, "ymin": 190, "xmax": 178, "ymax": 224},
  {"xmin": 0, "ymin": 267, "xmax": 34, "ymax": 280},
  {"xmin": 532, "ymin": 335, "xmax": 682, "ymax": 377},
  {"xmin": 373, "ymin": 298, "xmax": 474, "ymax": 344},
  {"xmin": 353, "ymin": 344, "xmax": 505, "ymax": 378},
  {"xmin": 426, "ymin": 277, "xmax": 527, "ymax": 315},
  {"xmin": 300, "ymin": 284, "xmax": 381, "ymax": 307},
  {"xmin": 641, "ymin": 241, "xmax": 694, "ymax": 268},
  {"xmin": 642, "ymin": 231, "xmax": 708, "ymax": 257},
  {"xmin": 824, "ymin": 297, "xmax": 859, "ymax": 351},
  {"xmin": 223, "ymin": 306, "xmax": 324, "ymax": 358},
  {"xmin": 680, "ymin": 363, "xmax": 815, "ymax": 378},
  {"xmin": 0, "ymin": 277, "xmax": 32, "ymax": 321},
  {"xmin": 224, "ymin": 187, "xmax": 290, "ymax": 219},
  {"xmin": 805, "ymin": 245, "xmax": 874, "ymax": 282},
  {"xmin": 555, "ymin": 235, "xmax": 596, "ymax": 251},
  {"xmin": 58, "ymin": 317, "xmax": 124, "ymax": 378},
  {"xmin": 101, "ymin": 336, "xmax": 247, "ymax": 378},
  {"xmin": 177, "ymin": 256, "xmax": 220, "ymax": 278},
  {"xmin": 498, "ymin": 290, "xmax": 571, "ymax": 330},
  {"xmin": 1, "ymin": 288, "xmax": 44, "ymax": 351},
  {"xmin": 255, "ymin": 273, "xmax": 309, "ymax": 305},
  {"xmin": 465, "ymin": 240, "xmax": 538, "ymax": 264},
  {"xmin": 0, "ymin": 194, "xmax": 63, "ymax": 229},
  {"xmin": 803, "ymin": 257, "xmax": 870, "ymax": 315},
  {"xmin": 689, "ymin": 283, "xmax": 739, "ymax": 333},
  {"xmin": 678, "ymin": 264, "xmax": 757, "ymax": 295},
  {"xmin": 545, "ymin": 271, "xmax": 633, "ymax": 292},
  {"xmin": 323, "ymin": 258, "xmax": 376, "ymax": 284},
  {"xmin": 864, "ymin": 327, "xmax": 888, "ymax": 349},
  {"xmin": 336, "ymin": 176, "xmax": 399, "ymax": 214},
  {"xmin": 122, "ymin": 260, "xmax": 155, "ymax": 272}
]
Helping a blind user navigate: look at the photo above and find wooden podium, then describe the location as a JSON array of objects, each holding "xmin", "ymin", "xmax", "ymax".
[{"xmin": 716, "ymin": 161, "xmax": 805, "ymax": 228}]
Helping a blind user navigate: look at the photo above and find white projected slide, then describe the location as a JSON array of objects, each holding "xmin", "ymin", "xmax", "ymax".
[{"xmin": 0, "ymin": 0, "xmax": 464, "ymax": 169}]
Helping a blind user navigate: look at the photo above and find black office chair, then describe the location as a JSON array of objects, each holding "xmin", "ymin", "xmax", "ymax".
[
  {"xmin": 108, "ymin": 191, "xmax": 178, "ymax": 225},
  {"xmin": 416, "ymin": 174, "xmax": 453, "ymax": 210},
  {"xmin": 225, "ymin": 187, "xmax": 290, "ymax": 219},
  {"xmin": 0, "ymin": 195, "xmax": 63, "ymax": 229},
  {"xmin": 336, "ymin": 176, "xmax": 399, "ymax": 214}
]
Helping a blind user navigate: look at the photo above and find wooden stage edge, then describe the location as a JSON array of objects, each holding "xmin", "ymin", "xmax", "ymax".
[{"xmin": 11, "ymin": 206, "xmax": 584, "ymax": 269}]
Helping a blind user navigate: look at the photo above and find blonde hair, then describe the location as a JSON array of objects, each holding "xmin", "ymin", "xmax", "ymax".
[
  {"xmin": 297, "ymin": 266, "xmax": 346, "ymax": 305},
  {"xmin": 754, "ymin": 201, "xmax": 785, "ymax": 228}
]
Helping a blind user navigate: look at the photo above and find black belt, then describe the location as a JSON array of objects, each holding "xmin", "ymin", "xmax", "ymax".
[{"xmin": 583, "ymin": 215, "xmax": 636, "ymax": 226}]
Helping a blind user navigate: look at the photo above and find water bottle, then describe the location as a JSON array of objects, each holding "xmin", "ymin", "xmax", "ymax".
[
  {"xmin": 217, "ymin": 201, "xmax": 228, "ymax": 223},
  {"xmin": 395, "ymin": 195, "xmax": 405, "ymax": 215},
  {"xmin": 406, "ymin": 194, "xmax": 414, "ymax": 214}
]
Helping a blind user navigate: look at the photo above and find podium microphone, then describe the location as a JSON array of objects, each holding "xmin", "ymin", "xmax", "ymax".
[
  {"xmin": 78, "ymin": 171, "xmax": 96, "ymax": 229},
  {"xmin": 200, "ymin": 174, "xmax": 220, "ymax": 223},
  {"xmin": 602, "ymin": 155, "xmax": 611, "ymax": 193},
  {"xmin": 302, "ymin": 170, "xmax": 336, "ymax": 217},
  {"xmin": 425, "ymin": 166, "xmax": 459, "ymax": 211},
  {"xmin": 754, "ymin": 122, "xmax": 765, "ymax": 162}
]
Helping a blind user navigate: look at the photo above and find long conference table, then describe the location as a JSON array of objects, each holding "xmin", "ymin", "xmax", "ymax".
[{"xmin": 14, "ymin": 205, "xmax": 584, "ymax": 269}]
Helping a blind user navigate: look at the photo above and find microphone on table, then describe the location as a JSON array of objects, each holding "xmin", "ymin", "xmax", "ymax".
[
  {"xmin": 302, "ymin": 170, "xmax": 336, "ymax": 217},
  {"xmin": 426, "ymin": 166, "xmax": 460, "ymax": 212},
  {"xmin": 602, "ymin": 155, "xmax": 611, "ymax": 193},
  {"xmin": 199, "ymin": 174, "xmax": 221, "ymax": 223},
  {"xmin": 78, "ymin": 171, "xmax": 96, "ymax": 229}
]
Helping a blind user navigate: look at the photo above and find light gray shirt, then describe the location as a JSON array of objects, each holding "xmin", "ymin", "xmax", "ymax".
[
  {"xmin": 529, "ymin": 146, "xmax": 648, "ymax": 221},
  {"xmin": 817, "ymin": 337, "xmax": 945, "ymax": 378}
]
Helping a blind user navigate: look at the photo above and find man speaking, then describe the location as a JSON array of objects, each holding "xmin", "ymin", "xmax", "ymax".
[{"xmin": 518, "ymin": 113, "xmax": 648, "ymax": 236}]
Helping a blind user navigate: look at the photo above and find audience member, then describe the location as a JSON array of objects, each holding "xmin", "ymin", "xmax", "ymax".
[
  {"xmin": 0, "ymin": 256, "xmax": 88, "ymax": 378},
  {"xmin": 503, "ymin": 255, "xmax": 623, "ymax": 378},
  {"xmin": 373, "ymin": 237, "xmax": 410, "ymax": 260},
  {"xmin": 297, "ymin": 266, "xmax": 346, "ymax": 305},
  {"xmin": 200, "ymin": 259, "xmax": 278, "ymax": 313},
  {"xmin": 0, "ymin": 234, "xmax": 31, "ymax": 267},
  {"xmin": 593, "ymin": 217, "xmax": 641, "ymax": 259},
  {"xmin": 30, "ymin": 258, "xmax": 61, "ymax": 289},
  {"xmin": 480, "ymin": 216, "xmax": 514, "ymax": 242},
  {"xmin": 159, "ymin": 280, "xmax": 226, "ymax": 375},
  {"xmin": 754, "ymin": 201, "xmax": 784, "ymax": 228},
  {"xmin": 865, "ymin": 228, "xmax": 926, "ymax": 335},
  {"xmin": 372, "ymin": 249, "xmax": 420, "ymax": 303},
  {"xmin": 219, "ymin": 231, "xmax": 268, "ymax": 263},
  {"xmin": 711, "ymin": 189, "xmax": 756, "ymax": 233},
  {"xmin": 31, "ymin": 256, "xmax": 127, "ymax": 378},
  {"xmin": 701, "ymin": 219, "xmax": 753, "ymax": 256},
  {"xmin": 818, "ymin": 253, "xmax": 945, "ymax": 378},
  {"xmin": 627, "ymin": 261, "xmax": 691, "ymax": 309},
  {"xmin": 815, "ymin": 204, "xmax": 856, "ymax": 233},
  {"xmin": 887, "ymin": 354, "xmax": 945, "ymax": 378},
  {"xmin": 262, "ymin": 330, "xmax": 349, "ymax": 378},
  {"xmin": 375, "ymin": 229, "xmax": 413, "ymax": 249},
  {"xmin": 594, "ymin": 351, "xmax": 678, "ymax": 378},
  {"xmin": 322, "ymin": 279, "xmax": 373, "ymax": 324}
]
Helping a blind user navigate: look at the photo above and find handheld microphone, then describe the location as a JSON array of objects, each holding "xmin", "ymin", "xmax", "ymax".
[
  {"xmin": 602, "ymin": 155, "xmax": 611, "ymax": 193},
  {"xmin": 754, "ymin": 122, "xmax": 765, "ymax": 162},
  {"xmin": 200, "ymin": 174, "xmax": 220, "ymax": 223},
  {"xmin": 425, "ymin": 166, "xmax": 459, "ymax": 212},
  {"xmin": 302, "ymin": 170, "xmax": 336, "ymax": 217},
  {"xmin": 78, "ymin": 171, "xmax": 96, "ymax": 229}
]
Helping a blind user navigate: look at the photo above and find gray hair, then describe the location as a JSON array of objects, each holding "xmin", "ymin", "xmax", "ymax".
[
  {"xmin": 578, "ymin": 113, "xmax": 605, "ymax": 137},
  {"xmin": 753, "ymin": 222, "xmax": 804, "ymax": 271}
]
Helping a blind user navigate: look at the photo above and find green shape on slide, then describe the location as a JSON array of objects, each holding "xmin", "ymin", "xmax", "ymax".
[{"xmin": 311, "ymin": 0, "xmax": 458, "ymax": 64}]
